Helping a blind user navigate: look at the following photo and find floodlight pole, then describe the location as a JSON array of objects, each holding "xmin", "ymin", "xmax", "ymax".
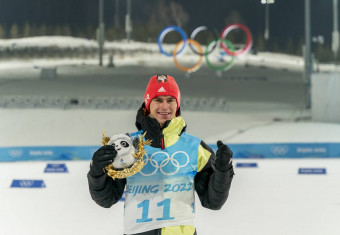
[
  {"xmin": 126, "ymin": 0, "xmax": 132, "ymax": 42},
  {"xmin": 114, "ymin": 0, "xmax": 120, "ymax": 28},
  {"xmin": 261, "ymin": 0, "xmax": 274, "ymax": 40},
  {"xmin": 332, "ymin": 0, "xmax": 339, "ymax": 61},
  {"xmin": 264, "ymin": 3, "xmax": 270, "ymax": 40},
  {"xmin": 98, "ymin": 0, "xmax": 105, "ymax": 66},
  {"xmin": 304, "ymin": 0, "xmax": 312, "ymax": 109},
  {"xmin": 97, "ymin": 0, "xmax": 105, "ymax": 66}
]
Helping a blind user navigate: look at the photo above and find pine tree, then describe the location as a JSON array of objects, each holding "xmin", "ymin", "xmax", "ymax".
[
  {"xmin": 256, "ymin": 33, "xmax": 265, "ymax": 52},
  {"xmin": 62, "ymin": 25, "xmax": 72, "ymax": 36},
  {"xmin": 9, "ymin": 24, "xmax": 19, "ymax": 38},
  {"xmin": 0, "ymin": 24, "xmax": 6, "ymax": 38},
  {"xmin": 23, "ymin": 22, "xmax": 31, "ymax": 37},
  {"xmin": 54, "ymin": 25, "xmax": 62, "ymax": 36},
  {"xmin": 169, "ymin": 2, "xmax": 188, "ymax": 29},
  {"xmin": 39, "ymin": 24, "xmax": 47, "ymax": 36},
  {"xmin": 285, "ymin": 37, "xmax": 295, "ymax": 55}
]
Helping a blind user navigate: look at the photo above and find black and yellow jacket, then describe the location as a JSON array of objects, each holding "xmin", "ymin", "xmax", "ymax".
[{"xmin": 87, "ymin": 104, "xmax": 234, "ymax": 235}]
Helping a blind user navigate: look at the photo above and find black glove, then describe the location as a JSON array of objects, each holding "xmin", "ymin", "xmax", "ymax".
[
  {"xmin": 215, "ymin": 140, "xmax": 233, "ymax": 172},
  {"xmin": 90, "ymin": 145, "xmax": 117, "ymax": 177},
  {"xmin": 132, "ymin": 137, "xmax": 139, "ymax": 149}
]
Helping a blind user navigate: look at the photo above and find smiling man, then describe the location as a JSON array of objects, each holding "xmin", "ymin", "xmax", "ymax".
[
  {"xmin": 144, "ymin": 75, "xmax": 180, "ymax": 126},
  {"xmin": 87, "ymin": 75, "xmax": 235, "ymax": 235},
  {"xmin": 149, "ymin": 95, "xmax": 176, "ymax": 125}
]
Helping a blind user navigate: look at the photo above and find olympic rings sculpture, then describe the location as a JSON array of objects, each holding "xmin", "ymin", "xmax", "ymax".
[
  {"xmin": 173, "ymin": 39, "xmax": 203, "ymax": 73},
  {"xmin": 157, "ymin": 24, "xmax": 253, "ymax": 73}
]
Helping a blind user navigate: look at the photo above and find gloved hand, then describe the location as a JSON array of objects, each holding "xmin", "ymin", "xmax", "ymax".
[
  {"xmin": 132, "ymin": 137, "xmax": 139, "ymax": 149},
  {"xmin": 90, "ymin": 145, "xmax": 117, "ymax": 177},
  {"xmin": 215, "ymin": 140, "xmax": 233, "ymax": 172}
]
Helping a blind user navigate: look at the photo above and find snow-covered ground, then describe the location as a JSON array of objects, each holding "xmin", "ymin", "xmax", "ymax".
[
  {"xmin": 0, "ymin": 36, "xmax": 339, "ymax": 73},
  {"xmin": 0, "ymin": 107, "xmax": 339, "ymax": 235},
  {"xmin": 1, "ymin": 159, "xmax": 339, "ymax": 235}
]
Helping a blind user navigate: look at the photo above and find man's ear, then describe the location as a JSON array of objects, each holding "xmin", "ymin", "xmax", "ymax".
[
  {"xmin": 176, "ymin": 107, "xmax": 181, "ymax": 116},
  {"xmin": 142, "ymin": 103, "xmax": 150, "ymax": 116}
]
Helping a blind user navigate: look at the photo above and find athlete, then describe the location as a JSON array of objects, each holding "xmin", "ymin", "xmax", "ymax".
[{"xmin": 87, "ymin": 75, "xmax": 234, "ymax": 235}]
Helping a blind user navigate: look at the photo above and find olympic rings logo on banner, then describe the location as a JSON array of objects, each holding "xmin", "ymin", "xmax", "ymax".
[
  {"xmin": 8, "ymin": 149, "xmax": 23, "ymax": 158},
  {"xmin": 271, "ymin": 145, "xmax": 289, "ymax": 156},
  {"xmin": 157, "ymin": 24, "xmax": 253, "ymax": 73},
  {"xmin": 140, "ymin": 151, "xmax": 190, "ymax": 176}
]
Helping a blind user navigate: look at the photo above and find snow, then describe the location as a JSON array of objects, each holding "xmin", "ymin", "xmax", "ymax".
[
  {"xmin": 0, "ymin": 36, "xmax": 339, "ymax": 73},
  {"xmin": 0, "ymin": 109, "xmax": 339, "ymax": 235},
  {"xmin": 205, "ymin": 122, "xmax": 340, "ymax": 143},
  {"xmin": 1, "ymin": 159, "xmax": 339, "ymax": 235}
]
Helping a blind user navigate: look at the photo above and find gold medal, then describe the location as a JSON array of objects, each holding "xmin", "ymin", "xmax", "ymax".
[{"xmin": 101, "ymin": 131, "xmax": 151, "ymax": 179}]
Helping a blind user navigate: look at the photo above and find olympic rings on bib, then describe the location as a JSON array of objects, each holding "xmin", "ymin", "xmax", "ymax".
[
  {"xmin": 140, "ymin": 151, "xmax": 190, "ymax": 176},
  {"xmin": 173, "ymin": 39, "xmax": 203, "ymax": 73},
  {"xmin": 157, "ymin": 24, "xmax": 252, "ymax": 73}
]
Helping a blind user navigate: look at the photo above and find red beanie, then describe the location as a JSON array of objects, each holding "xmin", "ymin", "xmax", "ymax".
[{"xmin": 144, "ymin": 75, "xmax": 181, "ymax": 111}]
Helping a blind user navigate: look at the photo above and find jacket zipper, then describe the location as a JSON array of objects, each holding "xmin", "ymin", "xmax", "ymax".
[{"xmin": 161, "ymin": 134, "xmax": 164, "ymax": 150}]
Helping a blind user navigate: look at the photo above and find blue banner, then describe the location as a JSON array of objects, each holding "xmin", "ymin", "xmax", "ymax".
[
  {"xmin": 10, "ymin": 179, "xmax": 46, "ymax": 188},
  {"xmin": 298, "ymin": 168, "xmax": 327, "ymax": 174},
  {"xmin": 0, "ymin": 146, "xmax": 100, "ymax": 162},
  {"xmin": 0, "ymin": 142, "xmax": 340, "ymax": 162},
  {"xmin": 236, "ymin": 162, "xmax": 258, "ymax": 168},
  {"xmin": 209, "ymin": 143, "xmax": 340, "ymax": 159},
  {"xmin": 44, "ymin": 163, "xmax": 68, "ymax": 173}
]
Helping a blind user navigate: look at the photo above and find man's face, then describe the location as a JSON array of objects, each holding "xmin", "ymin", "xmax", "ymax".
[{"xmin": 149, "ymin": 95, "xmax": 177, "ymax": 124}]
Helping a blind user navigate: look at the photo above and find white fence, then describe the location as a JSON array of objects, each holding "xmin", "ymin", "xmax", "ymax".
[
  {"xmin": 312, "ymin": 72, "xmax": 340, "ymax": 123},
  {"xmin": 0, "ymin": 95, "xmax": 229, "ymax": 112}
]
